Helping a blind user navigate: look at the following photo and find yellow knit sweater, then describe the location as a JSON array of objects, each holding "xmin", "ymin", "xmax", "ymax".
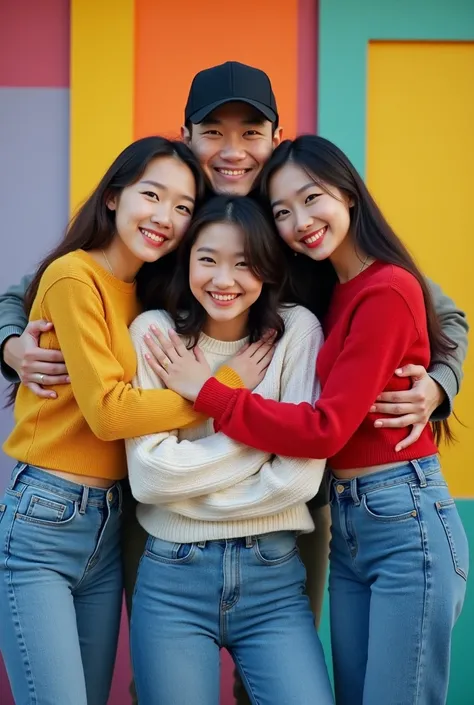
[{"xmin": 3, "ymin": 250, "xmax": 241, "ymax": 480}]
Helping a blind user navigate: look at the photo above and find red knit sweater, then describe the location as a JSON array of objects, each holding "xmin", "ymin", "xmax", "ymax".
[{"xmin": 195, "ymin": 261, "xmax": 438, "ymax": 469}]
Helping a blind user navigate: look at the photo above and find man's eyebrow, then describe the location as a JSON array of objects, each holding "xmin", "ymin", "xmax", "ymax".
[
  {"xmin": 140, "ymin": 180, "xmax": 195, "ymax": 204},
  {"xmin": 271, "ymin": 182, "xmax": 317, "ymax": 208},
  {"xmin": 198, "ymin": 116, "xmax": 268, "ymax": 127}
]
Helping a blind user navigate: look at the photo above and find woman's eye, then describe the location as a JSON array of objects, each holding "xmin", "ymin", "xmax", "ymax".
[
  {"xmin": 305, "ymin": 193, "xmax": 321, "ymax": 204},
  {"xmin": 177, "ymin": 205, "xmax": 192, "ymax": 215},
  {"xmin": 198, "ymin": 257, "xmax": 215, "ymax": 263},
  {"xmin": 274, "ymin": 209, "xmax": 289, "ymax": 220},
  {"xmin": 236, "ymin": 261, "xmax": 249, "ymax": 268},
  {"xmin": 142, "ymin": 191, "xmax": 158, "ymax": 200}
]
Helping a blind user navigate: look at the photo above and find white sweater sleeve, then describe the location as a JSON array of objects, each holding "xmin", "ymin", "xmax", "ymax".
[
  {"xmin": 169, "ymin": 318, "xmax": 326, "ymax": 520},
  {"xmin": 126, "ymin": 312, "xmax": 271, "ymax": 505}
]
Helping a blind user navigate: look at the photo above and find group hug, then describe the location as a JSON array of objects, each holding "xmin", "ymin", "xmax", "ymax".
[{"xmin": 0, "ymin": 61, "xmax": 469, "ymax": 705}]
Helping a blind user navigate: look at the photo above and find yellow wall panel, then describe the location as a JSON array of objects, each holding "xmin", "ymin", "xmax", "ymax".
[
  {"xmin": 367, "ymin": 42, "xmax": 474, "ymax": 497},
  {"xmin": 70, "ymin": 0, "xmax": 134, "ymax": 212}
]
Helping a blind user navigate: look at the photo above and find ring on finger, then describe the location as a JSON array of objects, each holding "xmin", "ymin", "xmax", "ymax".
[
  {"xmin": 161, "ymin": 357, "xmax": 170, "ymax": 370},
  {"xmin": 37, "ymin": 373, "xmax": 45, "ymax": 384}
]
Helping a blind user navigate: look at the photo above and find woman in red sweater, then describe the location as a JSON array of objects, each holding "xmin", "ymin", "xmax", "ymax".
[{"xmin": 145, "ymin": 135, "xmax": 469, "ymax": 705}]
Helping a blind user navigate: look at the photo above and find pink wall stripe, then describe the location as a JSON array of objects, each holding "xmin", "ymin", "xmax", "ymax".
[
  {"xmin": 0, "ymin": 0, "xmax": 70, "ymax": 87},
  {"xmin": 297, "ymin": 0, "xmax": 318, "ymax": 134}
]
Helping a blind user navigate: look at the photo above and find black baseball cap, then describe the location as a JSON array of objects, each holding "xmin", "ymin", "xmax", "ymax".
[{"xmin": 185, "ymin": 61, "xmax": 278, "ymax": 125}]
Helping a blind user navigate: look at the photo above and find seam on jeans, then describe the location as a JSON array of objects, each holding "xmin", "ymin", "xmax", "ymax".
[
  {"xmin": 412, "ymin": 485, "xmax": 430, "ymax": 704},
  {"xmin": 232, "ymin": 652, "xmax": 261, "ymax": 705},
  {"xmin": 4, "ymin": 545, "xmax": 38, "ymax": 702}
]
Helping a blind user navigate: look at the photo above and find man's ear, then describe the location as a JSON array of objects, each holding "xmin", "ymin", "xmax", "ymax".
[
  {"xmin": 181, "ymin": 125, "xmax": 191, "ymax": 144},
  {"xmin": 272, "ymin": 126, "xmax": 283, "ymax": 149}
]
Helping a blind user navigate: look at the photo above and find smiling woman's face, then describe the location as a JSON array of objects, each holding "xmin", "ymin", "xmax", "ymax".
[
  {"xmin": 269, "ymin": 161, "xmax": 352, "ymax": 262},
  {"xmin": 107, "ymin": 155, "xmax": 196, "ymax": 266},
  {"xmin": 189, "ymin": 220, "xmax": 263, "ymax": 339}
]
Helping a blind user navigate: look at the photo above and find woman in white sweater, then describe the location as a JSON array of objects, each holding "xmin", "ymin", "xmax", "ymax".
[{"xmin": 126, "ymin": 196, "xmax": 333, "ymax": 705}]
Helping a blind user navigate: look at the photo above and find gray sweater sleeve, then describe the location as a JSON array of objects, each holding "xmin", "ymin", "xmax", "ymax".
[
  {"xmin": 0, "ymin": 274, "xmax": 32, "ymax": 382},
  {"xmin": 427, "ymin": 278, "xmax": 469, "ymax": 421}
]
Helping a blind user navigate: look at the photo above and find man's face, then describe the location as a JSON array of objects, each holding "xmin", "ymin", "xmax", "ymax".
[{"xmin": 183, "ymin": 102, "xmax": 282, "ymax": 196}]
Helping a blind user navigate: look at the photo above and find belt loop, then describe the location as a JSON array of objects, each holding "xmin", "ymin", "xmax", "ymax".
[
  {"xmin": 245, "ymin": 536, "xmax": 254, "ymax": 548},
  {"xmin": 350, "ymin": 478, "xmax": 361, "ymax": 506},
  {"xmin": 197, "ymin": 540, "xmax": 206, "ymax": 549},
  {"xmin": 10, "ymin": 463, "xmax": 28, "ymax": 489},
  {"xmin": 410, "ymin": 460, "xmax": 427, "ymax": 488},
  {"xmin": 79, "ymin": 485, "xmax": 89, "ymax": 514}
]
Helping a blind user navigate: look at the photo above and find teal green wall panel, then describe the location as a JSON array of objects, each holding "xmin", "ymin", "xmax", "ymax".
[{"xmin": 318, "ymin": 0, "xmax": 474, "ymax": 174}]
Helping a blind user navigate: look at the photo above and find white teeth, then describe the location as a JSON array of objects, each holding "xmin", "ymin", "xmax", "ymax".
[
  {"xmin": 217, "ymin": 169, "xmax": 248, "ymax": 176},
  {"xmin": 303, "ymin": 227, "xmax": 326, "ymax": 244},
  {"xmin": 140, "ymin": 228, "xmax": 165, "ymax": 243},
  {"xmin": 209, "ymin": 292, "xmax": 239, "ymax": 301}
]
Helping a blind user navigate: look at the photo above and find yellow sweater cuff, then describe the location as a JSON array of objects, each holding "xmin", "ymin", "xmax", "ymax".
[{"xmin": 214, "ymin": 366, "xmax": 245, "ymax": 389}]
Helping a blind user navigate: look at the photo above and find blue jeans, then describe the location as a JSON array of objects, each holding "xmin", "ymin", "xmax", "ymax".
[
  {"xmin": 329, "ymin": 456, "xmax": 469, "ymax": 705},
  {"xmin": 131, "ymin": 530, "xmax": 334, "ymax": 705},
  {"xmin": 0, "ymin": 463, "xmax": 123, "ymax": 705}
]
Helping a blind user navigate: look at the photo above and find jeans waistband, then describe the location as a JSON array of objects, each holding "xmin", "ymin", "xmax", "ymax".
[
  {"xmin": 330, "ymin": 455, "xmax": 441, "ymax": 504},
  {"xmin": 154, "ymin": 530, "xmax": 297, "ymax": 549},
  {"xmin": 10, "ymin": 463, "xmax": 122, "ymax": 512}
]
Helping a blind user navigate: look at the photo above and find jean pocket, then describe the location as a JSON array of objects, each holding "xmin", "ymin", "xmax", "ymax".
[
  {"xmin": 145, "ymin": 535, "xmax": 197, "ymax": 564},
  {"xmin": 362, "ymin": 482, "xmax": 417, "ymax": 522},
  {"xmin": 435, "ymin": 499, "xmax": 469, "ymax": 581},
  {"xmin": 253, "ymin": 531, "xmax": 299, "ymax": 565},
  {"xmin": 15, "ymin": 487, "xmax": 77, "ymax": 527}
]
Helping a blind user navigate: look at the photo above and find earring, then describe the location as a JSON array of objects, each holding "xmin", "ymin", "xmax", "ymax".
[{"xmin": 294, "ymin": 251, "xmax": 298, "ymax": 257}]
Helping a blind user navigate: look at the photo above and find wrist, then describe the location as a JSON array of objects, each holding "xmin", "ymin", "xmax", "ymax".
[{"xmin": 3, "ymin": 335, "xmax": 21, "ymax": 370}]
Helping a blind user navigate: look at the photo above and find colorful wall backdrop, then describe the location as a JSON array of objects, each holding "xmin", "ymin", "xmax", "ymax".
[{"xmin": 1, "ymin": 0, "xmax": 472, "ymax": 703}]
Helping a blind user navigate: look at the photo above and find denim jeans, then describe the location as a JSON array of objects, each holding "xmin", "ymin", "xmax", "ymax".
[
  {"xmin": 0, "ymin": 463, "xmax": 123, "ymax": 705},
  {"xmin": 131, "ymin": 530, "xmax": 334, "ymax": 705},
  {"xmin": 329, "ymin": 456, "xmax": 469, "ymax": 705}
]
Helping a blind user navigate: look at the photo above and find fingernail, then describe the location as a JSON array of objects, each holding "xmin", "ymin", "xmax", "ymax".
[
  {"xmin": 376, "ymin": 395, "xmax": 382, "ymax": 401},
  {"xmin": 145, "ymin": 353, "xmax": 151, "ymax": 360},
  {"xmin": 395, "ymin": 368, "xmax": 402, "ymax": 375},
  {"xmin": 150, "ymin": 325, "xmax": 157, "ymax": 332},
  {"xmin": 49, "ymin": 393, "xmax": 56, "ymax": 399},
  {"xmin": 66, "ymin": 376, "xmax": 70, "ymax": 382},
  {"xmin": 370, "ymin": 405, "xmax": 376, "ymax": 412},
  {"xmin": 374, "ymin": 420, "xmax": 382, "ymax": 427},
  {"xmin": 145, "ymin": 333, "xmax": 151, "ymax": 340},
  {"xmin": 395, "ymin": 446, "xmax": 401, "ymax": 452}
]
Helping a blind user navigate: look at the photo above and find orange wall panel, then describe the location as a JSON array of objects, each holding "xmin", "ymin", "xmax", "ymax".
[{"xmin": 134, "ymin": 0, "xmax": 299, "ymax": 141}]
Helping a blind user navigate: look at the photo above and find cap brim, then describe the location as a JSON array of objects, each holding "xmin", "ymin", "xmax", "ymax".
[{"xmin": 188, "ymin": 97, "xmax": 277, "ymax": 124}]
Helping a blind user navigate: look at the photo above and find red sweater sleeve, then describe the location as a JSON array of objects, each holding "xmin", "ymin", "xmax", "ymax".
[{"xmin": 194, "ymin": 286, "xmax": 420, "ymax": 459}]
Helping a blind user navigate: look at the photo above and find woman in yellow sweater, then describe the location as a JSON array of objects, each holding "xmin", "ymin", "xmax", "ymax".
[{"xmin": 0, "ymin": 136, "xmax": 216, "ymax": 705}]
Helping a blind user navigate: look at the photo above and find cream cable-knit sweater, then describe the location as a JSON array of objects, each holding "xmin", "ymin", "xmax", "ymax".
[{"xmin": 126, "ymin": 305, "xmax": 326, "ymax": 543}]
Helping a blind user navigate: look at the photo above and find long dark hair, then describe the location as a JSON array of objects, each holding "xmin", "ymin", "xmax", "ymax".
[
  {"xmin": 260, "ymin": 135, "xmax": 457, "ymax": 444},
  {"xmin": 7, "ymin": 136, "xmax": 206, "ymax": 406},
  {"xmin": 159, "ymin": 195, "xmax": 287, "ymax": 347},
  {"xmin": 24, "ymin": 136, "xmax": 206, "ymax": 315}
]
